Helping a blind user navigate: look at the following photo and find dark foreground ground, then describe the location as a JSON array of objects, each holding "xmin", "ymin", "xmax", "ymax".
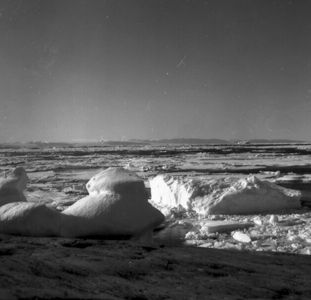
[{"xmin": 1, "ymin": 234, "xmax": 311, "ymax": 300}]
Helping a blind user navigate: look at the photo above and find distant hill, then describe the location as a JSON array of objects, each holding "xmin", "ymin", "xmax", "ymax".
[
  {"xmin": 100, "ymin": 140, "xmax": 150, "ymax": 146},
  {"xmin": 237, "ymin": 139, "xmax": 309, "ymax": 144},
  {"xmin": 129, "ymin": 138, "xmax": 309, "ymax": 145},
  {"xmin": 249, "ymin": 139, "xmax": 306, "ymax": 144},
  {"xmin": 0, "ymin": 138, "xmax": 308, "ymax": 149},
  {"xmin": 128, "ymin": 138, "xmax": 231, "ymax": 145}
]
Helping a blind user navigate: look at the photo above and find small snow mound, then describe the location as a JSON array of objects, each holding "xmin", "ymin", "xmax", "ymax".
[{"xmin": 0, "ymin": 167, "xmax": 29, "ymax": 207}]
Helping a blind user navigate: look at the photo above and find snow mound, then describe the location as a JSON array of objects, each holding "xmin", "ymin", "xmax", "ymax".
[
  {"xmin": 61, "ymin": 167, "xmax": 164, "ymax": 240},
  {"xmin": 149, "ymin": 175, "xmax": 301, "ymax": 215},
  {"xmin": 0, "ymin": 167, "xmax": 29, "ymax": 207}
]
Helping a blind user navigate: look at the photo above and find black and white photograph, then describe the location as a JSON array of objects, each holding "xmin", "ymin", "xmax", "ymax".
[{"xmin": 1, "ymin": 1, "xmax": 311, "ymax": 299}]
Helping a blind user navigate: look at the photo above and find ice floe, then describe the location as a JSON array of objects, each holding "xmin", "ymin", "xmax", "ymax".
[{"xmin": 149, "ymin": 174, "xmax": 301, "ymax": 215}]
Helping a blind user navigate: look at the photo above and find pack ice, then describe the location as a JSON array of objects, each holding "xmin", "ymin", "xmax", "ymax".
[{"xmin": 149, "ymin": 175, "xmax": 301, "ymax": 215}]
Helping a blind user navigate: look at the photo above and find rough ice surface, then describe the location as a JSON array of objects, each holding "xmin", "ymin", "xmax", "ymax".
[
  {"xmin": 1, "ymin": 161, "xmax": 311, "ymax": 255},
  {"xmin": 149, "ymin": 174, "xmax": 301, "ymax": 215}
]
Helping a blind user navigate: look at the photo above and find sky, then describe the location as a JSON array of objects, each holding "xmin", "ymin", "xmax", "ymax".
[{"xmin": 1, "ymin": 0, "xmax": 311, "ymax": 142}]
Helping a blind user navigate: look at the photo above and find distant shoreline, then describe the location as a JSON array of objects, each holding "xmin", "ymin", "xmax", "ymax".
[{"xmin": 0, "ymin": 138, "xmax": 309, "ymax": 148}]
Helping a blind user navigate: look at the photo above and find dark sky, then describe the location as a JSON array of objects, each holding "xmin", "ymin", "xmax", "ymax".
[{"xmin": 1, "ymin": 0, "xmax": 311, "ymax": 142}]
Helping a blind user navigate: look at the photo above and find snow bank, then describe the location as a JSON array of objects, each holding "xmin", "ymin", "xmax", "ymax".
[{"xmin": 149, "ymin": 175, "xmax": 301, "ymax": 215}]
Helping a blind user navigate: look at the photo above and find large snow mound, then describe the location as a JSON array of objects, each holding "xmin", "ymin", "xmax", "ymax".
[{"xmin": 149, "ymin": 175, "xmax": 301, "ymax": 215}]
